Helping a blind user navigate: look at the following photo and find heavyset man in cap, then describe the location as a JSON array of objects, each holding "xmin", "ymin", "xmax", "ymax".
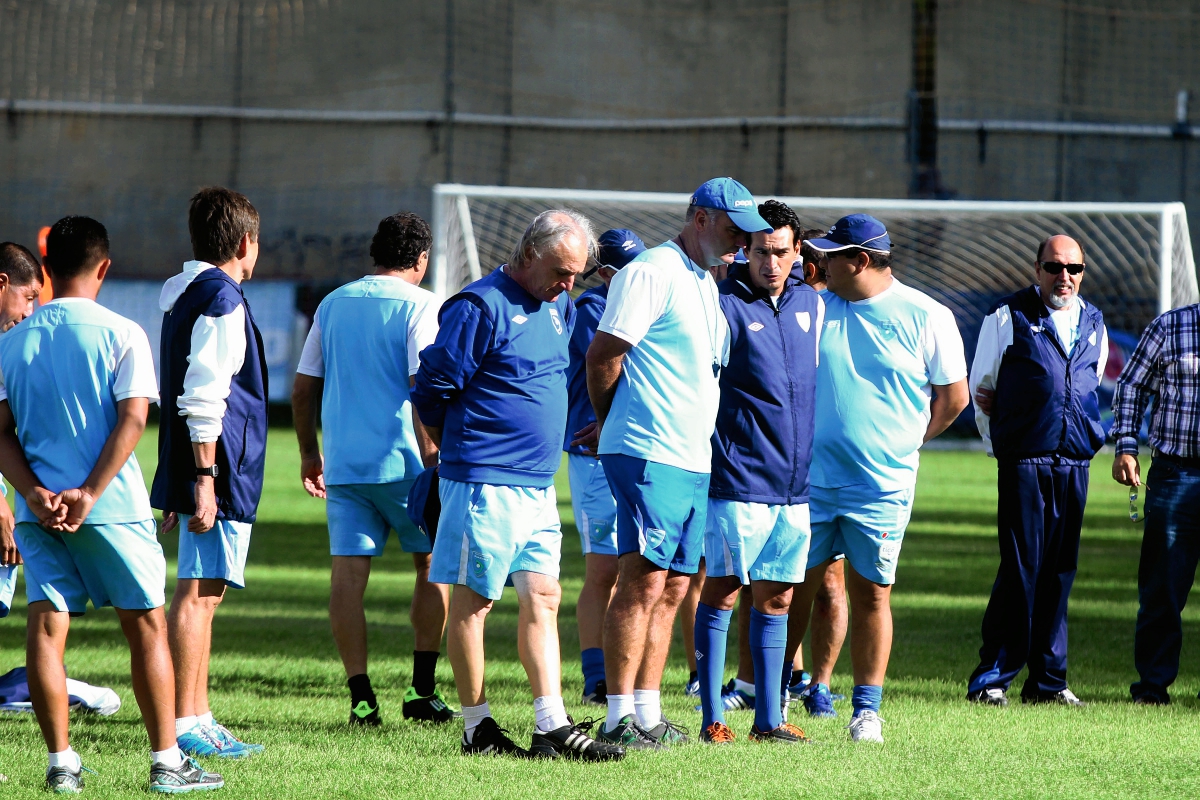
[
  {"xmin": 586, "ymin": 177, "xmax": 763, "ymax": 749},
  {"xmin": 799, "ymin": 214, "xmax": 968, "ymax": 743},
  {"xmin": 564, "ymin": 228, "xmax": 647, "ymax": 706},
  {"xmin": 966, "ymin": 234, "xmax": 1105, "ymax": 707}
]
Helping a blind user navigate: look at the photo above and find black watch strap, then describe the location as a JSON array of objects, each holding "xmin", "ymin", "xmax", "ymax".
[{"xmin": 195, "ymin": 465, "xmax": 219, "ymax": 478}]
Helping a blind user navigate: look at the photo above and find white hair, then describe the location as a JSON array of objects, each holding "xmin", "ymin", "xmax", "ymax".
[{"xmin": 508, "ymin": 209, "xmax": 597, "ymax": 269}]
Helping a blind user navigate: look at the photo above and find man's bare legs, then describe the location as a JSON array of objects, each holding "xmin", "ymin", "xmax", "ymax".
[
  {"xmin": 330, "ymin": 556, "xmax": 373, "ymax": 677},
  {"xmin": 787, "ymin": 558, "xmax": 848, "ymax": 688},
  {"xmin": 603, "ymin": 554, "xmax": 675, "ymax": 733},
  {"xmin": 631, "ymin": 569, "xmax": 689, "ymax": 728},
  {"xmin": 845, "ymin": 567, "xmax": 892, "ymax": 686},
  {"xmin": 168, "ymin": 577, "xmax": 226, "ymax": 719}
]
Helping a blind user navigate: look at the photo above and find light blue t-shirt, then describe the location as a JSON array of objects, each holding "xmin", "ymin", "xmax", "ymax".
[
  {"xmin": 0, "ymin": 299, "xmax": 159, "ymax": 524},
  {"xmin": 596, "ymin": 241, "xmax": 729, "ymax": 473},
  {"xmin": 296, "ymin": 275, "xmax": 440, "ymax": 485},
  {"xmin": 812, "ymin": 280, "xmax": 967, "ymax": 492}
]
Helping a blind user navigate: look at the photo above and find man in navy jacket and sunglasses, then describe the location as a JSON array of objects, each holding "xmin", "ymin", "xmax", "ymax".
[{"xmin": 967, "ymin": 234, "xmax": 1108, "ymax": 707}]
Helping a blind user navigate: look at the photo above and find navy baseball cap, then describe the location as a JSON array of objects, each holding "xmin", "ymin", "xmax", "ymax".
[
  {"xmin": 691, "ymin": 177, "xmax": 772, "ymax": 233},
  {"xmin": 597, "ymin": 229, "xmax": 646, "ymax": 269},
  {"xmin": 806, "ymin": 214, "xmax": 892, "ymax": 253}
]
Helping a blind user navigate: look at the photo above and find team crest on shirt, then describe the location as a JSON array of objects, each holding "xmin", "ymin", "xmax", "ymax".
[
  {"xmin": 748, "ymin": 322, "xmax": 765, "ymax": 332},
  {"xmin": 879, "ymin": 320, "xmax": 898, "ymax": 340},
  {"xmin": 549, "ymin": 307, "xmax": 563, "ymax": 335},
  {"xmin": 796, "ymin": 311, "xmax": 811, "ymax": 332}
]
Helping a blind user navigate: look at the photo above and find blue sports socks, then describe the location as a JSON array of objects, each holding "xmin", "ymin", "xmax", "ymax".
[
  {"xmin": 581, "ymin": 647, "xmax": 605, "ymax": 696},
  {"xmin": 852, "ymin": 684, "xmax": 883, "ymax": 716},
  {"xmin": 694, "ymin": 602, "xmax": 732, "ymax": 729},
  {"xmin": 750, "ymin": 607, "xmax": 787, "ymax": 732}
]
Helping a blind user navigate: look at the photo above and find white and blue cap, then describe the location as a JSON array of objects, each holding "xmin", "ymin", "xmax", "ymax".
[
  {"xmin": 690, "ymin": 177, "xmax": 773, "ymax": 233},
  {"xmin": 805, "ymin": 213, "xmax": 892, "ymax": 253},
  {"xmin": 584, "ymin": 228, "xmax": 646, "ymax": 278}
]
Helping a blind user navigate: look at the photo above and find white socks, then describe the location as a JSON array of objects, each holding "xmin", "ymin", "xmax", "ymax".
[
  {"xmin": 198, "ymin": 711, "xmax": 214, "ymax": 728},
  {"xmin": 605, "ymin": 693, "xmax": 635, "ymax": 732},
  {"xmin": 461, "ymin": 702, "xmax": 491, "ymax": 744},
  {"xmin": 175, "ymin": 716, "xmax": 199, "ymax": 737},
  {"xmin": 735, "ymin": 678, "xmax": 756, "ymax": 697},
  {"xmin": 152, "ymin": 745, "xmax": 184, "ymax": 770},
  {"xmin": 634, "ymin": 689, "xmax": 662, "ymax": 728},
  {"xmin": 48, "ymin": 748, "xmax": 81, "ymax": 771},
  {"xmin": 533, "ymin": 695, "xmax": 569, "ymax": 733}
]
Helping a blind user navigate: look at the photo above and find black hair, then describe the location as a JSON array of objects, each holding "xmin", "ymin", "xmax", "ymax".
[
  {"xmin": 370, "ymin": 212, "xmax": 432, "ymax": 270},
  {"xmin": 44, "ymin": 216, "xmax": 109, "ymax": 280},
  {"xmin": 0, "ymin": 242, "xmax": 43, "ymax": 287},
  {"xmin": 758, "ymin": 200, "xmax": 803, "ymax": 248},
  {"xmin": 840, "ymin": 246, "xmax": 893, "ymax": 270},
  {"xmin": 188, "ymin": 186, "xmax": 260, "ymax": 265}
]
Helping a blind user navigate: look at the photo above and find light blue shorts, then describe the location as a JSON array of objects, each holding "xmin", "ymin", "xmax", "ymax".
[
  {"xmin": 177, "ymin": 515, "xmax": 253, "ymax": 589},
  {"xmin": 567, "ymin": 455, "xmax": 618, "ymax": 557},
  {"xmin": 602, "ymin": 453, "xmax": 708, "ymax": 574},
  {"xmin": 808, "ymin": 484, "xmax": 914, "ymax": 585},
  {"xmin": 429, "ymin": 479, "xmax": 562, "ymax": 601},
  {"xmin": 327, "ymin": 481, "xmax": 429, "ymax": 557},
  {"xmin": 705, "ymin": 499, "xmax": 811, "ymax": 585},
  {"xmin": 0, "ymin": 565, "xmax": 17, "ymax": 617},
  {"xmin": 16, "ymin": 520, "xmax": 165, "ymax": 613}
]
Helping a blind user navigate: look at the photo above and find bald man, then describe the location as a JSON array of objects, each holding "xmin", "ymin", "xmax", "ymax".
[{"xmin": 966, "ymin": 235, "xmax": 1107, "ymax": 707}]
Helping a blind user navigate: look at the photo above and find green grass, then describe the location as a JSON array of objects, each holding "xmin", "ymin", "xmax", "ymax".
[{"xmin": 0, "ymin": 431, "xmax": 1198, "ymax": 797}]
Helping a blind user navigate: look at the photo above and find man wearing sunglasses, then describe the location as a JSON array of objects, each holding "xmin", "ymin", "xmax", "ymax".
[{"xmin": 967, "ymin": 234, "xmax": 1107, "ymax": 708}]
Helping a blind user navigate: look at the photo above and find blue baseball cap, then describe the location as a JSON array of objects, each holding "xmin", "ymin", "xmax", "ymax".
[
  {"xmin": 596, "ymin": 229, "xmax": 646, "ymax": 270},
  {"xmin": 733, "ymin": 248, "xmax": 749, "ymax": 264},
  {"xmin": 805, "ymin": 214, "xmax": 892, "ymax": 253},
  {"xmin": 690, "ymin": 177, "xmax": 772, "ymax": 233}
]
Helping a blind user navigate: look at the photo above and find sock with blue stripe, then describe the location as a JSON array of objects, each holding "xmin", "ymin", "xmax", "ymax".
[
  {"xmin": 581, "ymin": 647, "xmax": 605, "ymax": 696},
  {"xmin": 852, "ymin": 684, "xmax": 883, "ymax": 717},
  {"xmin": 694, "ymin": 602, "xmax": 732, "ymax": 730},
  {"xmin": 750, "ymin": 607, "xmax": 788, "ymax": 732}
]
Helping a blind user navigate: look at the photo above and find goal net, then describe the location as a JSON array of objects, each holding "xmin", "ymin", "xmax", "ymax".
[{"xmin": 432, "ymin": 184, "xmax": 1197, "ymax": 350}]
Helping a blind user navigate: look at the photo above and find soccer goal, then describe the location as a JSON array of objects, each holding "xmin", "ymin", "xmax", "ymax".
[{"xmin": 430, "ymin": 183, "xmax": 1196, "ymax": 342}]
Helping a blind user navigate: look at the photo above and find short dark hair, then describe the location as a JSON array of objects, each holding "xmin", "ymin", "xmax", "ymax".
[
  {"xmin": 841, "ymin": 246, "xmax": 893, "ymax": 270},
  {"xmin": 0, "ymin": 242, "xmax": 43, "ymax": 287},
  {"xmin": 188, "ymin": 186, "xmax": 260, "ymax": 265},
  {"xmin": 44, "ymin": 216, "xmax": 109, "ymax": 280},
  {"xmin": 758, "ymin": 200, "xmax": 803, "ymax": 248},
  {"xmin": 1036, "ymin": 235, "xmax": 1086, "ymax": 263},
  {"xmin": 370, "ymin": 213, "xmax": 432, "ymax": 270}
]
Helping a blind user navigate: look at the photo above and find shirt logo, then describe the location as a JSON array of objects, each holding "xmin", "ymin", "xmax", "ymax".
[
  {"xmin": 1030, "ymin": 325, "xmax": 1043, "ymax": 334},
  {"xmin": 512, "ymin": 314, "xmax": 528, "ymax": 324},
  {"xmin": 1088, "ymin": 331, "xmax": 1097, "ymax": 346},
  {"xmin": 879, "ymin": 320, "xmax": 898, "ymax": 340},
  {"xmin": 549, "ymin": 308, "xmax": 563, "ymax": 335},
  {"xmin": 748, "ymin": 322, "xmax": 765, "ymax": 332},
  {"xmin": 826, "ymin": 319, "xmax": 840, "ymax": 329},
  {"xmin": 796, "ymin": 311, "xmax": 811, "ymax": 332}
]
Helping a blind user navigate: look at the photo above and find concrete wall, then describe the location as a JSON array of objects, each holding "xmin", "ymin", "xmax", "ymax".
[{"xmin": 0, "ymin": 0, "xmax": 1195, "ymax": 282}]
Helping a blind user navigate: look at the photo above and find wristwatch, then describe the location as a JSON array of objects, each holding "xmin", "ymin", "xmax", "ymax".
[{"xmin": 195, "ymin": 465, "xmax": 219, "ymax": 478}]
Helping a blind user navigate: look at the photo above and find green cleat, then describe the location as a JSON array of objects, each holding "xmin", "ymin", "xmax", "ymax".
[
  {"xmin": 350, "ymin": 699, "xmax": 381, "ymax": 727},
  {"xmin": 645, "ymin": 717, "xmax": 689, "ymax": 745},
  {"xmin": 597, "ymin": 714, "xmax": 663, "ymax": 751},
  {"xmin": 402, "ymin": 686, "xmax": 460, "ymax": 723}
]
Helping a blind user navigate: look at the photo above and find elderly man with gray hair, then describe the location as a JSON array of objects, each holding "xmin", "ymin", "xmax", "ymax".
[{"xmin": 414, "ymin": 210, "xmax": 625, "ymax": 762}]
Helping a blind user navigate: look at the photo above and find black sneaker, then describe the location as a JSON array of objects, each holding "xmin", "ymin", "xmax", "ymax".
[
  {"xmin": 1021, "ymin": 688, "xmax": 1085, "ymax": 707},
  {"xmin": 530, "ymin": 717, "xmax": 625, "ymax": 761},
  {"xmin": 350, "ymin": 699, "xmax": 381, "ymax": 726},
  {"xmin": 45, "ymin": 763, "xmax": 93, "ymax": 794},
  {"xmin": 748, "ymin": 722, "xmax": 810, "ymax": 743},
  {"xmin": 596, "ymin": 714, "xmax": 663, "ymax": 751},
  {"xmin": 645, "ymin": 717, "xmax": 689, "ymax": 745},
  {"xmin": 403, "ymin": 686, "xmax": 460, "ymax": 723},
  {"xmin": 149, "ymin": 757, "xmax": 224, "ymax": 793},
  {"xmin": 966, "ymin": 687, "xmax": 1009, "ymax": 707},
  {"xmin": 583, "ymin": 679, "xmax": 608, "ymax": 707},
  {"xmin": 462, "ymin": 717, "xmax": 529, "ymax": 757}
]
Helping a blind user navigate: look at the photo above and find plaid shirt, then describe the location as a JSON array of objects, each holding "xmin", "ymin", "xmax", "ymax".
[{"xmin": 1111, "ymin": 304, "xmax": 1200, "ymax": 457}]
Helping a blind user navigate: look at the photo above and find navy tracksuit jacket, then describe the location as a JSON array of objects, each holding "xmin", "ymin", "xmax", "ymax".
[{"xmin": 969, "ymin": 286, "xmax": 1106, "ymax": 697}]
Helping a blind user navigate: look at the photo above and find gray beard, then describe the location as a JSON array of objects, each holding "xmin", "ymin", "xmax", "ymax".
[{"xmin": 1046, "ymin": 290, "xmax": 1075, "ymax": 309}]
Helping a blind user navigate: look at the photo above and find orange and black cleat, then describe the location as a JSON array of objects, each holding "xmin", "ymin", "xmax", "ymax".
[
  {"xmin": 748, "ymin": 722, "xmax": 811, "ymax": 744},
  {"xmin": 699, "ymin": 721, "xmax": 737, "ymax": 744}
]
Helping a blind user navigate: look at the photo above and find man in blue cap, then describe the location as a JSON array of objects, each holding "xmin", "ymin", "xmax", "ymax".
[
  {"xmin": 565, "ymin": 227, "xmax": 646, "ymax": 707},
  {"xmin": 586, "ymin": 177, "xmax": 769, "ymax": 748},
  {"xmin": 802, "ymin": 214, "xmax": 969, "ymax": 743}
]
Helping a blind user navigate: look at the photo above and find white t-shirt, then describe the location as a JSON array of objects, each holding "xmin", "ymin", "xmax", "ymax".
[{"xmin": 596, "ymin": 241, "xmax": 730, "ymax": 473}]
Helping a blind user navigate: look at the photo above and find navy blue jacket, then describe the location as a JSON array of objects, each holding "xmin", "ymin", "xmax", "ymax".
[
  {"xmin": 710, "ymin": 268, "xmax": 821, "ymax": 504},
  {"xmin": 413, "ymin": 267, "xmax": 575, "ymax": 488},
  {"xmin": 990, "ymin": 286, "xmax": 1106, "ymax": 464},
  {"xmin": 151, "ymin": 268, "xmax": 269, "ymax": 523},
  {"xmin": 563, "ymin": 284, "xmax": 606, "ymax": 454}
]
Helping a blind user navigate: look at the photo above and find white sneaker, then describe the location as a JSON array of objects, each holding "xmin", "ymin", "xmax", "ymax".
[{"xmin": 848, "ymin": 710, "xmax": 885, "ymax": 743}]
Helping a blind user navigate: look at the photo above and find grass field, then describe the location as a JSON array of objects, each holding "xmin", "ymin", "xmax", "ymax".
[{"xmin": 1, "ymin": 429, "xmax": 1198, "ymax": 798}]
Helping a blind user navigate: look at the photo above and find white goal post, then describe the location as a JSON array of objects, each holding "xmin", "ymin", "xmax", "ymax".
[{"xmin": 430, "ymin": 183, "xmax": 1197, "ymax": 342}]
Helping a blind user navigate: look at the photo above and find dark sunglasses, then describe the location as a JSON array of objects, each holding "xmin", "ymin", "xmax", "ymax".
[{"xmin": 1038, "ymin": 261, "xmax": 1086, "ymax": 275}]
